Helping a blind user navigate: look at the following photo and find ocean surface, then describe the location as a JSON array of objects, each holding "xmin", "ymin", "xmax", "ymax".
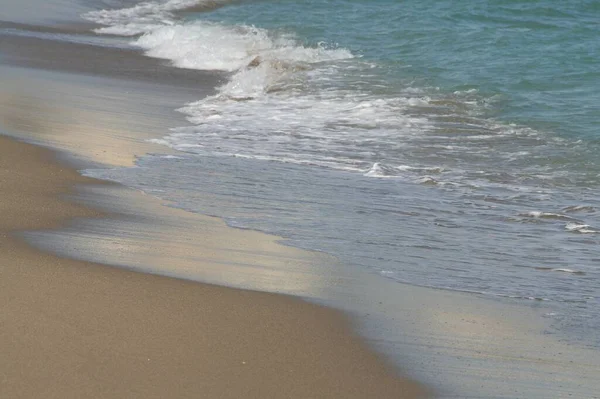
[
  {"xmin": 79, "ymin": 0, "xmax": 600, "ymax": 347},
  {"xmin": 3, "ymin": 0, "xmax": 600, "ymax": 396}
]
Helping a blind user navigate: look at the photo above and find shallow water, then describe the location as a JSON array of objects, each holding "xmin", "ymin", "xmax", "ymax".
[
  {"xmin": 77, "ymin": 0, "xmax": 600, "ymax": 349},
  {"xmin": 87, "ymin": 151, "xmax": 600, "ymax": 348}
]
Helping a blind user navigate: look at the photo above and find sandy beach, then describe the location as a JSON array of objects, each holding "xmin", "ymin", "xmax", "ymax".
[
  {"xmin": 0, "ymin": 135, "xmax": 427, "ymax": 398},
  {"xmin": 3, "ymin": 0, "xmax": 600, "ymax": 397},
  {"xmin": 1, "ymin": 5, "xmax": 428, "ymax": 394}
]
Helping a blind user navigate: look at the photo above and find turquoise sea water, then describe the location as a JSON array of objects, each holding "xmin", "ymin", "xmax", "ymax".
[{"xmin": 197, "ymin": 0, "xmax": 599, "ymax": 139}]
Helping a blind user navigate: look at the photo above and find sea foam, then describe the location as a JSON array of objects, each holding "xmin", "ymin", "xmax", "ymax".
[{"xmin": 86, "ymin": 0, "xmax": 565, "ymax": 188}]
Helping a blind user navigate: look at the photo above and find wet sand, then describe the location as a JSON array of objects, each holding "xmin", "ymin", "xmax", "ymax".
[
  {"xmin": 0, "ymin": 31, "xmax": 226, "ymax": 88},
  {"xmin": 0, "ymin": 135, "xmax": 428, "ymax": 398},
  {"xmin": 0, "ymin": 63, "xmax": 199, "ymax": 167},
  {"xmin": 1, "ymin": 8, "xmax": 428, "ymax": 396}
]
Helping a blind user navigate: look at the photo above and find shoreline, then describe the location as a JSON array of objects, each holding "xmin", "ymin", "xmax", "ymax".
[
  {"xmin": 0, "ymin": 16, "xmax": 430, "ymax": 394},
  {"xmin": 0, "ymin": 134, "xmax": 428, "ymax": 398},
  {"xmin": 2, "ymin": 1, "xmax": 600, "ymax": 396}
]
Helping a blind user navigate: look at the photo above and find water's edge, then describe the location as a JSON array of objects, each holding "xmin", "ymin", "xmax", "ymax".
[{"xmin": 2, "ymin": 0, "xmax": 600, "ymax": 397}]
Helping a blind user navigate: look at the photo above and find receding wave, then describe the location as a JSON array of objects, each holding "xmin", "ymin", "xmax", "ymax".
[
  {"xmin": 520, "ymin": 211, "xmax": 579, "ymax": 221},
  {"xmin": 565, "ymin": 222, "xmax": 598, "ymax": 234},
  {"xmin": 81, "ymin": 0, "xmax": 600, "ymax": 354},
  {"xmin": 85, "ymin": 0, "xmax": 598, "ymax": 192},
  {"xmin": 535, "ymin": 267, "xmax": 587, "ymax": 275}
]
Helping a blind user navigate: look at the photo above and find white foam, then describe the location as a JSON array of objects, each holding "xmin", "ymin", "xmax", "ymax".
[
  {"xmin": 89, "ymin": 0, "xmax": 422, "ymax": 176},
  {"xmin": 86, "ymin": 0, "xmax": 580, "ymax": 193},
  {"xmin": 364, "ymin": 163, "xmax": 393, "ymax": 178},
  {"xmin": 565, "ymin": 222, "xmax": 597, "ymax": 234},
  {"xmin": 363, "ymin": 163, "xmax": 445, "ymax": 178},
  {"xmin": 133, "ymin": 22, "xmax": 265, "ymax": 71},
  {"xmin": 528, "ymin": 211, "xmax": 546, "ymax": 218},
  {"xmin": 84, "ymin": 0, "xmax": 235, "ymax": 35},
  {"xmin": 551, "ymin": 268, "xmax": 585, "ymax": 274},
  {"xmin": 88, "ymin": 0, "xmax": 353, "ymax": 95},
  {"xmin": 168, "ymin": 90, "xmax": 431, "ymax": 174},
  {"xmin": 523, "ymin": 211, "xmax": 575, "ymax": 220}
]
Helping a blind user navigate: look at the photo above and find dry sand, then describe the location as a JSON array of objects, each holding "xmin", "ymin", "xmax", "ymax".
[{"xmin": 0, "ymin": 135, "xmax": 428, "ymax": 398}]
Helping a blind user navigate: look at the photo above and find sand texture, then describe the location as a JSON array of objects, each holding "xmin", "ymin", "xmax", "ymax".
[{"xmin": 0, "ymin": 135, "xmax": 427, "ymax": 398}]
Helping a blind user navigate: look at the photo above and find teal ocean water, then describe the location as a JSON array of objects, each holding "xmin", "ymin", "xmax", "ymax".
[
  {"xmin": 195, "ymin": 0, "xmax": 600, "ymax": 140},
  {"xmin": 79, "ymin": 0, "xmax": 600, "ymax": 351}
]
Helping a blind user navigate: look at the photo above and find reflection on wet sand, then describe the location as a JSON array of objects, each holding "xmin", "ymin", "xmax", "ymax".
[
  {"xmin": 0, "ymin": 65, "xmax": 200, "ymax": 166},
  {"xmin": 22, "ymin": 181, "xmax": 600, "ymax": 398},
  {"xmin": 24, "ymin": 183, "xmax": 342, "ymax": 297}
]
